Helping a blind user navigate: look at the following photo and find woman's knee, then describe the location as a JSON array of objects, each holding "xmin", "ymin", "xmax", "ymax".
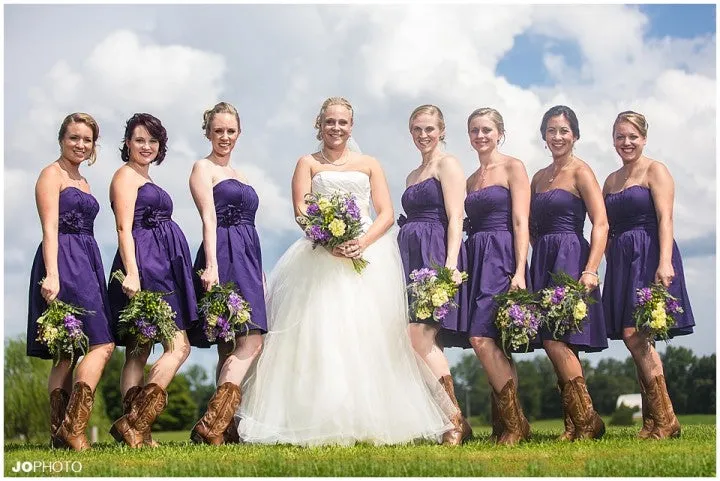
[{"xmin": 469, "ymin": 336, "xmax": 495, "ymax": 352}]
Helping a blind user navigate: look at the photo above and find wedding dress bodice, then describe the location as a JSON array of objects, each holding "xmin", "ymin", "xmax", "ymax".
[{"xmin": 311, "ymin": 170, "xmax": 373, "ymax": 224}]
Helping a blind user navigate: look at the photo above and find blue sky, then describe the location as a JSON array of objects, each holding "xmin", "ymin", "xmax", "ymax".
[{"xmin": 4, "ymin": 4, "xmax": 716, "ymax": 373}]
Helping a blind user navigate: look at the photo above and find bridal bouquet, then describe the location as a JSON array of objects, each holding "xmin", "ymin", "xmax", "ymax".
[
  {"xmin": 111, "ymin": 270, "xmax": 178, "ymax": 354},
  {"xmin": 632, "ymin": 283, "xmax": 683, "ymax": 340},
  {"xmin": 493, "ymin": 288, "xmax": 542, "ymax": 357},
  {"xmin": 35, "ymin": 294, "xmax": 90, "ymax": 365},
  {"xmin": 407, "ymin": 264, "xmax": 468, "ymax": 322},
  {"xmin": 197, "ymin": 277, "xmax": 254, "ymax": 346},
  {"xmin": 539, "ymin": 271, "xmax": 596, "ymax": 340},
  {"xmin": 297, "ymin": 192, "xmax": 369, "ymax": 273}
]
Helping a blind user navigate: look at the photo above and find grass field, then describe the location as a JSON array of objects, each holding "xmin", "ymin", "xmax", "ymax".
[{"xmin": 5, "ymin": 415, "xmax": 715, "ymax": 477}]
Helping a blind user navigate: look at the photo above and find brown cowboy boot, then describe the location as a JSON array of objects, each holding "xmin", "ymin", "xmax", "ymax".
[
  {"xmin": 438, "ymin": 375, "xmax": 472, "ymax": 445},
  {"xmin": 645, "ymin": 375, "xmax": 681, "ymax": 439},
  {"xmin": 637, "ymin": 378, "xmax": 654, "ymax": 439},
  {"xmin": 495, "ymin": 379, "xmax": 531, "ymax": 445},
  {"xmin": 564, "ymin": 377, "xmax": 605, "ymax": 440},
  {"xmin": 110, "ymin": 383, "xmax": 168, "ymax": 448},
  {"xmin": 122, "ymin": 386, "xmax": 158, "ymax": 448},
  {"xmin": 489, "ymin": 392, "xmax": 504, "ymax": 442},
  {"xmin": 49, "ymin": 388, "xmax": 70, "ymax": 449},
  {"xmin": 191, "ymin": 382, "xmax": 242, "ymax": 445},
  {"xmin": 557, "ymin": 381, "xmax": 575, "ymax": 441},
  {"xmin": 55, "ymin": 382, "xmax": 94, "ymax": 451}
]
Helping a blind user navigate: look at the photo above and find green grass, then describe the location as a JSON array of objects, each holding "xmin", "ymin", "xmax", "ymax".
[{"xmin": 5, "ymin": 415, "xmax": 715, "ymax": 477}]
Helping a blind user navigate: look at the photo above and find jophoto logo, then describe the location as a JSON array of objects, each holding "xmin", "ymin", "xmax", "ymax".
[{"xmin": 10, "ymin": 461, "xmax": 82, "ymax": 474}]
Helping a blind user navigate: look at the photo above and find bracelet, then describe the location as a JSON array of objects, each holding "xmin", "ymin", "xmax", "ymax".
[{"xmin": 581, "ymin": 270, "xmax": 599, "ymax": 278}]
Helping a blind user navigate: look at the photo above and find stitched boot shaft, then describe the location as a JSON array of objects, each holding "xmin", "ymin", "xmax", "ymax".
[
  {"xmin": 55, "ymin": 382, "xmax": 94, "ymax": 451},
  {"xmin": 50, "ymin": 388, "xmax": 70, "ymax": 448},
  {"xmin": 489, "ymin": 392, "xmax": 504, "ymax": 442},
  {"xmin": 495, "ymin": 379, "xmax": 531, "ymax": 445},
  {"xmin": 122, "ymin": 386, "xmax": 158, "ymax": 448},
  {"xmin": 438, "ymin": 375, "xmax": 472, "ymax": 445},
  {"xmin": 645, "ymin": 375, "xmax": 681, "ymax": 439},
  {"xmin": 564, "ymin": 377, "xmax": 605, "ymax": 440},
  {"xmin": 557, "ymin": 381, "xmax": 575, "ymax": 441},
  {"xmin": 191, "ymin": 382, "xmax": 242, "ymax": 445},
  {"xmin": 637, "ymin": 379, "xmax": 654, "ymax": 439},
  {"xmin": 111, "ymin": 383, "xmax": 167, "ymax": 448}
]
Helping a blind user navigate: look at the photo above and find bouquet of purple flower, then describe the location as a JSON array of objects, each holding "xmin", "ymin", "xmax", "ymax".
[
  {"xmin": 35, "ymin": 295, "xmax": 91, "ymax": 365},
  {"xmin": 406, "ymin": 264, "xmax": 468, "ymax": 322},
  {"xmin": 296, "ymin": 192, "xmax": 369, "ymax": 273},
  {"xmin": 632, "ymin": 283, "xmax": 683, "ymax": 340},
  {"xmin": 197, "ymin": 277, "xmax": 254, "ymax": 347},
  {"xmin": 493, "ymin": 288, "xmax": 543, "ymax": 357},
  {"xmin": 539, "ymin": 271, "xmax": 597, "ymax": 340},
  {"xmin": 111, "ymin": 270, "xmax": 178, "ymax": 355}
]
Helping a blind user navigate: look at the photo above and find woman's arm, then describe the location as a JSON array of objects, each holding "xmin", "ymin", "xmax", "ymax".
[
  {"xmin": 35, "ymin": 167, "xmax": 62, "ymax": 303},
  {"xmin": 438, "ymin": 156, "xmax": 466, "ymax": 283},
  {"xmin": 291, "ymin": 156, "xmax": 313, "ymax": 229},
  {"xmin": 355, "ymin": 156, "xmax": 394, "ymax": 252},
  {"xmin": 189, "ymin": 160, "xmax": 219, "ymax": 291},
  {"xmin": 508, "ymin": 158, "xmax": 531, "ymax": 290},
  {"xmin": 647, "ymin": 160, "xmax": 676, "ymax": 288},
  {"xmin": 576, "ymin": 163, "xmax": 609, "ymax": 291},
  {"xmin": 110, "ymin": 168, "xmax": 141, "ymax": 298}
]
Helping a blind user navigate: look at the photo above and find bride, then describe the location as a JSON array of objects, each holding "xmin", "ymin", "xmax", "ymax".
[{"xmin": 237, "ymin": 97, "xmax": 457, "ymax": 446}]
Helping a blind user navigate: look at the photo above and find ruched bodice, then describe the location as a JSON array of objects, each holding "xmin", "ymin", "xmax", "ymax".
[
  {"xmin": 465, "ymin": 185, "xmax": 512, "ymax": 233},
  {"xmin": 312, "ymin": 171, "xmax": 373, "ymax": 226},
  {"xmin": 130, "ymin": 183, "xmax": 174, "ymax": 230},
  {"xmin": 399, "ymin": 177, "xmax": 448, "ymax": 226},
  {"xmin": 605, "ymin": 185, "xmax": 658, "ymax": 237},
  {"xmin": 530, "ymin": 189, "xmax": 585, "ymax": 237},
  {"xmin": 214, "ymin": 178, "xmax": 258, "ymax": 227},
  {"xmin": 57, "ymin": 187, "xmax": 99, "ymax": 236}
]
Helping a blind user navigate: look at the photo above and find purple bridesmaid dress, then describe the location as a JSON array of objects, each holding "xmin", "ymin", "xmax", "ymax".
[
  {"xmin": 189, "ymin": 179, "xmax": 268, "ymax": 348},
  {"xmin": 465, "ymin": 186, "xmax": 536, "ymax": 351},
  {"xmin": 397, "ymin": 177, "xmax": 470, "ymax": 349},
  {"xmin": 27, "ymin": 187, "xmax": 115, "ymax": 358},
  {"xmin": 529, "ymin": 189, "xmax": 607, "ymax": 352},
  {"xmin": 107, "ymin": 183, "xmax": 197, "ymax": 344},
  {"xmin": 603, "ymin": 185, "xmax": 694, "ymax": 339}
]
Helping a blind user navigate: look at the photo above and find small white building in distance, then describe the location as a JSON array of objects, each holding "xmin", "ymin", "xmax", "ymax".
[{"xmin": 616, "ymin": 393, "xmax": 643, "ymax": 419}]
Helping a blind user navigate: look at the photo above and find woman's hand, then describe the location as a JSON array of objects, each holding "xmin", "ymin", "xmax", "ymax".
[
  {"xmin": 342, "ymin": 238, "xmax": 368, "ymax": 259},
  {"xmin": 655, "ymin": 262, "xmax": 675, "ymax": 288},
  {"xmin": 447, "ymin": 267, "xmax": 464, "ymax": 285},
  {"xmin": 122, "ymin": 271, "xmax": 141, "ymax": 298},
  {"xmin": 509, "ymin": 273, "xmax": 526, "ymax": 291},
  {"xmin": 40, "ymin": 274, "xmax": 60, "ymax": 303},
  {"xmin": 579, "ymin": 271, "xmax": 599, "ymax": 291},
  {"xmin": 201, "ymin": 265, "xmax": 220, "ymax": 292}
]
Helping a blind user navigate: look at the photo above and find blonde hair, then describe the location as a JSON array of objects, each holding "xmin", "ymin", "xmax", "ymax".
[
  {"xmin": 58, "ymin": 113, "xmax": 100, "ymax": 166},
  {"xmin": 202, "ymin": 102, "xmax": 241, "ymax": 136},
  {"xmin": 613, "ymin": 110, "xmax": 648, "ymax": 138},
  {"xmin": 408, "ymin": 104, "xmax": 446, "ymax": 142},
  {"xmin": 467, "ymin": 107, "xmax": 505, "ymax": 138},
  {"xmin": 314, "ymin": 97, "xmax": 354, "ymax": 140}
]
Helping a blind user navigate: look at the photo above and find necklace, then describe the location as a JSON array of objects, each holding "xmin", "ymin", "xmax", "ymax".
[
  {"xmin": 548, "ymin": 156, "xmax": 575, "ymax": 183},
  {"xmin": 320, "ymin": 148, "xmax": 349, "ymax": 166}
]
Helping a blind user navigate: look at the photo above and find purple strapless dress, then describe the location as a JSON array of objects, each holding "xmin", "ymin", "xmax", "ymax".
[
  {"xmin": 602, "ymin": 185, "xmax": 694, "ymax": 339},
  {"xmin": 107, "ymin": 183, "xmax": 197, "ymax": 345},
  {"xmin": 188, "ymin": 179, "xmax": 268, "ymax": 347},
  {"xmin": 529, "ymin": 189, "xmax": 607, "ymax": 352},
  {"xmin": 27, "ymin": 187, "xmax": 115, "ymax": 359},
  {"xmin": 397, "ymin": 177, "xmax": 469, "ymax": 349},
  {"xmin": 465, "ymin": 186, "xmax": 536, "ymax": 351}
]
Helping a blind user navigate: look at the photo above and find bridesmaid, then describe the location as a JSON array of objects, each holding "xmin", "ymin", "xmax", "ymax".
[
  {"xmin": 188, "ymin": 102, "xmax": 267, "ymax": 445},
  {"xmin": 464, "ymin": 108, "xmax": 531, "ymax": 445},
  {"xmin": 529, "ymin": 105, "xmax": 608, "ymax": 440},
  {"xmin": 107, "ymin": 113, "xmax": 196, "ymax": 448},
  {"xmin": 27, "ymin": 113, "xmax": 115, "ymax": 451},
  {"xmin": 602, "ymin": 111, "xmax": 694, "ymax": 439},
  {"xmin": 397, "ymin": 104, "xmax": 471, "ymax": 445}
]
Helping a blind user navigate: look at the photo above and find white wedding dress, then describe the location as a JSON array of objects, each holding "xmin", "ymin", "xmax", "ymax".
[{"xmin": 237, "ymin": 170, "xmax": 457, "ymax": 446}]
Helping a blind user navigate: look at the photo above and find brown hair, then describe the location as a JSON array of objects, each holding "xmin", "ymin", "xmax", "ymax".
[
  {"xmin": 314, "ymin": 97, "xmax": 354, "ymax": 141},
  {"xmin": 613, "ymin": 110, "xmax": 648, "ymax": 138},
  {"xmin": 202, "ymin": 102, "xmax": 241, "ymax": 136},
  {"xmin": 58, "ymin": 113, "xmax": 100, "ymax": 165},
  {"xmin": 409, "ymin": 104, "xmax": 446, "ymax": 142}
]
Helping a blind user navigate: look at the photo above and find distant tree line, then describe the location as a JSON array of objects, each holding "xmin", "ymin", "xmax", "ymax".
[{"xmin": 451, "ymin": 345, "xmax": 715, "ymax": 421}]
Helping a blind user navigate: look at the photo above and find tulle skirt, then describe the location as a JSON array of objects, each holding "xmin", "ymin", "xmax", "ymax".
[{"xmin": 237, "ymin": 228, "xmax": 456, "ymax": 446}]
